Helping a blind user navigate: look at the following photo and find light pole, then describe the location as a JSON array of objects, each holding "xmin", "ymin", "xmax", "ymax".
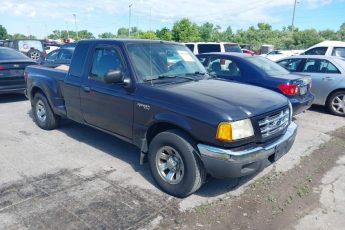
[
  {"xmin": 129, "ymin": 3, "xmax": 133, "ymax": 37},
  {"xmin": 291, "ymin": 0, "xmax": 297, "ymax": 32},
  {"xmin": 73, "ymin": 13, "xmax": 79, "ymax": 40}
]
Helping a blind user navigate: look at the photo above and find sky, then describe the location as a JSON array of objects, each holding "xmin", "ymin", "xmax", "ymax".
[{"xmin": 0, "ymin": 0, "xmax": 344, "ymax": 39}]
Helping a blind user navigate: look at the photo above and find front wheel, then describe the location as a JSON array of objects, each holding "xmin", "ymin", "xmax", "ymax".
[
  {"xmin": 33, "ymin": 93, "xmax": 60, "ymax": 130},
  {"xmin": 148, "ymin": 129, "xmax": 206, "ymax": 197},
  {"xmin": 327, "ymin": 91, "xmax": 345, "ymax": 117}
]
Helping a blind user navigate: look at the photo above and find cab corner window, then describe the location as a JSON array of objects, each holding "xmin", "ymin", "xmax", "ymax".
[{"xmin": 90, "ymin": 47, "xmax": 123, "ymax": 81}]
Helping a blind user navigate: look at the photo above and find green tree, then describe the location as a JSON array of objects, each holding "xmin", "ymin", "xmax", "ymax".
[
  {"xmin": 337, "ymin": 22, "xmax": 345, "ymax": 40},
  {"xmin": 77, "ymin": 30, "xmax": 94, "ymax": 39},
  {"xmin": 139, "ymin": 31, "xmax": 156, "ymax": 39},
  {"xmin": 117, "ymin": 27, "xmax": 129, "ymax": 38},
  {"xmin": 0, "ymin": 25, "xmax": 8, "ymax": 39},
  {"xmin": 98, "ymin": 32, "xmax": 117, "ymax": 38},
  {"xmin": 172, "ymin": 18, "xmax": 200, "ymax": 42},
  {"xmin": 156, "ymin": 27, "xmax": 172, "ymax": 41},
  {"xmin": 223, "ymin": 26, "xmax": 234, "ymax": 41},
  {"xmin": 199, "ymin": 22, "xmax": 214, "ymax": 41}
]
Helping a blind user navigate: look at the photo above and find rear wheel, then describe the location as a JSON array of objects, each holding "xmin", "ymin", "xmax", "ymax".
[
  {"xmin": 27, "ymin": 49, "xmax": 42, "ymax": 61},
  {"xmin": 327, "ymin": 91, "xmax": 345, "ymax": 117},
  {"xmin": 33, "ymin": 93, "xmax": 60, "ymax": 130},
  {"xmin": 148, "ymin": 129, "xmax": 206, "ymax": 197}
]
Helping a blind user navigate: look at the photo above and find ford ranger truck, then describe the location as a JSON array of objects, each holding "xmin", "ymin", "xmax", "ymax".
[{"xmin": 25, "ymin": 39, "xmax": 297, "ymax": 197}]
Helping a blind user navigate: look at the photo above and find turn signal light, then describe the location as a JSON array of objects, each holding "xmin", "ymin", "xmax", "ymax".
[
  {"xmin": 278, "ymin": 83, "xmax": 298, "ymax": 95},
  {"xmin": 216, "ymin": 122, "xmax": 232, "ymax": 141}
]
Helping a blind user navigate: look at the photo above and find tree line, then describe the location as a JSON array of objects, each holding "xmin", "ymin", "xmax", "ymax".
[{"xmin": 1, "ymin": 18, "xmax": 344, "ymax": 51}]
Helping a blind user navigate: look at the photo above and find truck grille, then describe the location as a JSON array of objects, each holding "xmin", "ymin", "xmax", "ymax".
[{"xmin": 258, "ymin": 108, "xmax": 289, "ymax": 138}]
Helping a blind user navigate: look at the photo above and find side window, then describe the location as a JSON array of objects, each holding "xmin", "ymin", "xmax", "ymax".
[
  {"xmin": 90, "ymin": 47, "xmax": 123, "ymax": 81},
  {"xmin": 207, "ymin": 57, "xmax": 241, "ymax": 77},
  {"xmin": 332, "ymin": 47, "xmax": 345, "ymax": 57},
  {"xmin": 185, "ymin": 44, "xmax": 194, "ymax": 52},
  {"xmin": 46, "ymin": 50, "xmax": 59, "ymax": 61},
  {"xmin": 59, "ymin": 50, "xmax": 72, "ymax": 60},
  {"xmin": 277, "ymin": 59, "xmax": 302, "ymax": 72},
  {"xmin": 302, "ymin": 59, "xmax": 318, "ymax": 72},
  {"xmin": 197, "ymin": 44, "xmax": 221, "ymax": 54},
  {"xmin": 319, "ymin": 59, "xmax": 340, "ymax": 74},
  {"xmin": 304, "ymin": 47, "xmax": 327, "ymax": 55}
]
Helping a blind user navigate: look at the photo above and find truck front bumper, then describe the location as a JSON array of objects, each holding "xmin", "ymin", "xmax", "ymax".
[{"xmin": 197, "ymin": 122, "xmax": 297, "ymax": 178}]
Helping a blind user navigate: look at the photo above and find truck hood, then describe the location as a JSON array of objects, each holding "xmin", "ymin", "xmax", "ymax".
[{"xmin": 146, "ymin": 79, "xmax": 289, "ymax": 121}]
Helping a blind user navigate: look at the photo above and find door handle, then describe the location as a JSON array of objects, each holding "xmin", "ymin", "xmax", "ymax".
[
  {"xmin": 322, "ymin": 76, "xmax": 334, "ymax": 81},
  {"xmin": 82, "ymin": 86, "xmax": 91, "ymax": 93}
]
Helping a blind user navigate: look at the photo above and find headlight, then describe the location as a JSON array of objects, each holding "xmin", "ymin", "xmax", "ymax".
[{"xmin": 216, "ymin": 119, "xmax": 254, "ymax": 141}]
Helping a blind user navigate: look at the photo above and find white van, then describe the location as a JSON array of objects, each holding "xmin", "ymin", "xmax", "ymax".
[
  {"xmin": 302, "ymin": 40, "xmax": 345, "ymax": 57},
  {"xmin": 184, "ymin": 42, "xmax": 242, "ymax": 54}
]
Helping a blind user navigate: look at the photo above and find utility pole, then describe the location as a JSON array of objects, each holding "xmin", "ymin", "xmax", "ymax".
[
  {"xmin": 73, "ymin": 13, "xmax": 79, "ymax": 40},
  {"xmin": 128, "ymin": 3, "xmax": 133, "ymax": 37},
  {"xmin": 291, "ymin": 0, "xmax": 297, "ymax": 32}
]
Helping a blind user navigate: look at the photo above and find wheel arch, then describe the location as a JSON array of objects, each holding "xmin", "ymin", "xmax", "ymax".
[{"xmin": 326, "ymin": 88, "xmax": 345, "ymax": 105}]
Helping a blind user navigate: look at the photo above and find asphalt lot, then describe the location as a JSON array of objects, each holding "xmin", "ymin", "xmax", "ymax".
[{"xmin": 1, "ymin": 93, "xmax": 345, "ymax": 229}]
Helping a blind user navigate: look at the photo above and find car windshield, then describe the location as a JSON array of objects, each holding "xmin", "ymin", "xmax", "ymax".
[
  {"xmin": 224, "ymin": 44, "xmax": 242, "ymax": 53},
  {"xmin": 127, "ymin": 43, "xmax": 206, "ymax": 82},
  {"xmin": 18, "ymin": 40, "xmax": 43, "ymax": 52},
  {"xmin": 245, "ymin": 56, "xmax": 290, "ymax": 76},
  {"xmin": 0, "ymin": 48, "xmax": 29, "ymax": 60}
]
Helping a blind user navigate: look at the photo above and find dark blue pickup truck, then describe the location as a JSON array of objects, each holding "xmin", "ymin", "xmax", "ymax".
[{"xmin": 25, "ymin": 39, "xmax": 297, "ymax": 197}]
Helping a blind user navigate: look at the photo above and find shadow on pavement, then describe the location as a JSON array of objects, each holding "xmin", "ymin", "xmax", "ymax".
[
  {"xmin": 0, "ymin": 93, "xmax": 27, "ymax": 103},
  {"xmin": 25, "ymin": 109, "xmax": 268, "ymax": 198}
]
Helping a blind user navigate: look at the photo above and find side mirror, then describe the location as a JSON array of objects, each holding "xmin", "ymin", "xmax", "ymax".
[{"xmin": 104, "ymin": 69, "xmax": 123, "ymax": 84}]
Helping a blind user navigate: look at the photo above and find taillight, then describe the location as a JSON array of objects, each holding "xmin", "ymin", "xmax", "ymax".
[
  {"xmin": 278, "ymin": 83, "xmax": 299, "ymax": 95},
  {"xmin": 0, "ymin": 65, "xmax": 4, "ymax": 70}
]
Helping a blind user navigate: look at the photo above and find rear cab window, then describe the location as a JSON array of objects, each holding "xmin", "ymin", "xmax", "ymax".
[
  {"xmin": 185, "ymin": 44, "xmax": 194, "ymax": 52},
  {"xmin": 197, "ymin": 44, "xmax": 221, "ymax": 54},
  {"xmin": 304, "ymin": 47, "xmax": 327, "ymax": 55},
  {"xmin": 224, "ymin": 44, "xmax": 242, "ymax": 53}
]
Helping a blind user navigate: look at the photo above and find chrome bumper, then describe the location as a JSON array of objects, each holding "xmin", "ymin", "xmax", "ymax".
[{"xmin": 198, "ymin": 122, "xmax": 297, "ymax": 160}]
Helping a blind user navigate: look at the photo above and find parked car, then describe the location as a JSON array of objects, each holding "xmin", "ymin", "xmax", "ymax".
[
  {"xmin": 38, "ymin": 48, "xmax": 74, "ymax": 68},
  {"xmin": 25, "ymin": 39, "xmax": 297, "ymax": 197},
  {"xmin": 196, "ymin": 53, "xmax": 314, "ymax": 115},
  {"xmin": 2, "ymin": 39, "xmax": 46, "ymax": 61},
  {"xmin": 0, "ymin": 47, "xmax": 36, "ymax": 94},
  {"xmin": 184, "ymin": 42, "xmax": 242, "ymax": 54},
  {"xmin": 260, "ymin": 44, "xmax": 274, "ymax": 54},
  {"xmin": 277, "ymin": 55, "xmax": 345, "ymax": 116},
  {"xmin": 241, "ymin": 49, "xmax": 255, "ymax": 55},
  {"xmin": 60, "ymin": 42, "xmax": 77, "ymax": 49},
  {"xmin": 301, "ymin": 41, "xmax": 345, "ymax": 58},
  {"xmin": 260, "ymin": 50, "xmax": 303, "ymax": 61}
]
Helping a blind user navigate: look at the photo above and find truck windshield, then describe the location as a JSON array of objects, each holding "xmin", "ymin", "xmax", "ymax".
[{"xmin": 127, "ymin": 43, "xmax": 206, "ymax": 82}]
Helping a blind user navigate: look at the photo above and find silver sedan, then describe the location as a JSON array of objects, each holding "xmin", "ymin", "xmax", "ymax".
[{"xmin": 277, "ymin": 55, "xmax": 345, "ymax": 116}]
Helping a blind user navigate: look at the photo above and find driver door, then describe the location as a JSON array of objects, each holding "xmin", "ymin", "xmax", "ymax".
[{"xmin": 80, "ymin": 45, "xmax": 134, "ymax": 139}]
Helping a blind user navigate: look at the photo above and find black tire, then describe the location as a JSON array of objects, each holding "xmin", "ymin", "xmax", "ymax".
[
  {"xmin": 327, "ymin": 90, "xmax": 345, "ymax": 117},
  {"xmin": 148, "ymin": 129, "xmax": 206, "ymax": 197},
  {"xmin": 33, "ymin": 93, "xmax": 60, "ymax": 130},
  {"xmin": 27, "ymin": 49, "xmax": 42, "ymax": 61}
]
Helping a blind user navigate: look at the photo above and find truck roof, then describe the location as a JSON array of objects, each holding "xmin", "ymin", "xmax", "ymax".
[{"xmin": 78, "ymin": 39, "xmax": 181, "ymax": 46}]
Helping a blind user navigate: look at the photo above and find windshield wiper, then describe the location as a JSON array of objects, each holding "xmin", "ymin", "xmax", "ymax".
[{"xmin": 144, "ymin": 74, "xmax": 197, "ymax": 82}]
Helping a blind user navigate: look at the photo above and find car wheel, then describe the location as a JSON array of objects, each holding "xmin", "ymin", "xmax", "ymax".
[
  {"xmin": 33, "ymin": 93, "xmax": 60, "ymax": 130},
  {"xmin": 148, "ymin": 129, "xmax": 206, "ymax": 197},
  {"xmin": 27, "ymin": 49, "xmax": 42, "ymax": 61},
  {"xmin": 327, "ymin": 91, "xmax": 345, "ymax": 117}
]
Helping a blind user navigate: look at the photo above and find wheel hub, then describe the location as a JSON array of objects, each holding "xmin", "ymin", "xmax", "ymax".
[{"xmin": 167, "ymin": 157, "xmax": 178, "ymax": 170}]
